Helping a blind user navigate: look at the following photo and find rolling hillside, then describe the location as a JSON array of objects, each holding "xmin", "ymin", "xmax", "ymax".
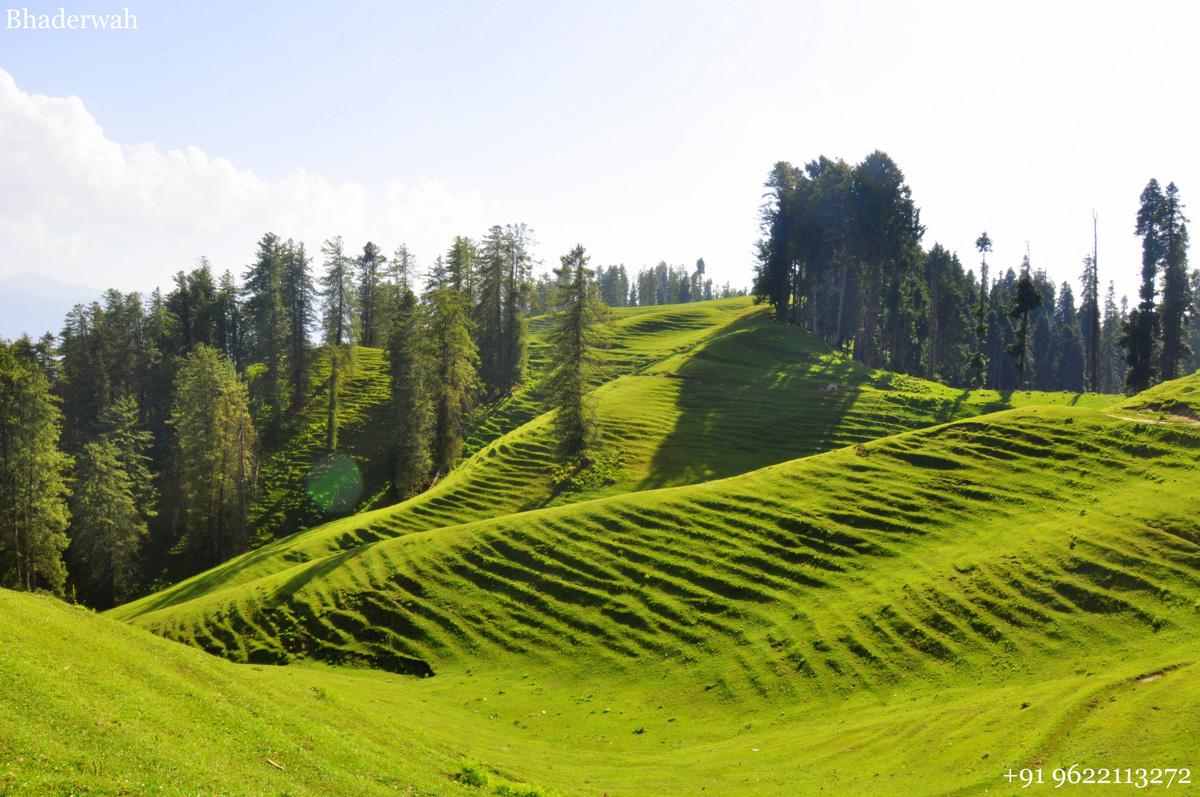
[
  {"xmin": 249, "ymin": 346, "xmax": 395, "ymax": 543},
  {"xmin": 131, "ymin": 399, "xmax": 1200, "ymax": 690},
  {"xmin": 10, "ymin": 299, "xmax": 1198, "ymax": 795},
  {"xmin": 6, "ymin": 371, "xmax": 1199, "ymax": 795},
  {"xmin": 244, "ymin": 299, "xmax": 757, "ymax": 547},
  {"xmin": 113, "ymin": 299, "xmax": 1114, "ymax": 621}
]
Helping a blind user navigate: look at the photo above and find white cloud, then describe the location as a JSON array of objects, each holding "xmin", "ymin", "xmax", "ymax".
[{"xmin": 0, "ymin": 68, "xmax": 494, "ymax": 292}]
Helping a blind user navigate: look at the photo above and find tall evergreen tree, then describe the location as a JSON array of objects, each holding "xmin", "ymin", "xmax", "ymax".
[
  {"xmin": 243, "ymin": 233, "xmax": 287, "ymax": 426},
  {"xmin": 377, "ymin": 243, "xmax": 418, "ymax": 340},
  {"xmin": 97, "ymin": 396, "xmax": 157, "ymax": 529},
  {"xmin": 1124, "ymin": 180, "xmax": 1165, "ymax": 392},
  {"xmin": 0, "ymin": 341, "xmax": 72, "ymax": 593},
  {"xmin": 169, "ymin": 261, "xmax": 218, "ymax": 351},
  {"xmin": 1098, "ymin": 282, "xmax": 1123, "ymax": 393},
  {"xmin": 170, "ymin": 345, "xmax": 256, "ymax": 570},
  {"xmin": 214, "ymin": 270, "xmax": 245, "ymax": 369},
  {"xmin": 390, "ymin": 244, "xmax": 417, "ymax": 295},
  {"xmin": 476, "ymin": 224, "xmax": 533, "ymax": 399},
  {"xmin": 502, "ymin": 224, "xmax": 533, "ymax": 394},
  {"xmin": 426, "ymin": 284, "xmax": 479, "ymax": 478},
  {"xmin": 281, "ymin": 240, "xmax": 315, "ymax": 410},
  {"xmin": 851, "ymin": 151, "xmax": 923, "ymax": 368},
  {"xmin": 68, "ymin": 437, "xmax": 145, "ymax": 607},
  {"xmin": 357, "ymin": 242, "xmax": 387, "ymax": 348},
  {"xmin": 476, "ymin": 225, "xmax": 508, "ymax": 396},
  {"xmin": 445, "ymin": 236, "xmax": 480, "ymax": 300},
  {"xmin": 753, "ymin": 161, "xmax": 805, "ymax": 323},
  {"xmin": 1054, "ymin": 282, "xmax": 1085, "ymax": 393},
  {"xmin": 1007, "ymin": 254, "xmax": 1043, "ymax": 390},
  {"xmin": 1080, "ymin": 214, "xmax": 1102, "ymax": 391},
  {"xmin": 386, "ymin": 289, "xmax": 433, "ymax": 499},
  {"xmin": 1030, "ymin": 273, "xmax": 1057, "ymax": 391},
  {"xmin": 548, "ymin": 245, "xmax": 606, "ymax": 454},
  {"xmin": 969, "ymin": 232, "xmax": 992, "ymax": 387},
  {"xmin": 1158, "ymin": 182, "xmax": 1191, "ymax": 380},
  {"xmin": 320, "ymin": 236, "xmax": 355, "ymax": 451}
]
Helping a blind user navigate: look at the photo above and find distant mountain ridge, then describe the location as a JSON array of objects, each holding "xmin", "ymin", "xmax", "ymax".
[{"xmin": 0, "ymin": 272, "xmax": 101, "ymax": 340}]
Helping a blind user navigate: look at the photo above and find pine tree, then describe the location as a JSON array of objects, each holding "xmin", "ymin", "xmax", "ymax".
[
  {"xmin": 357, "ymin": 242, "xmax": 387, "ymax": 348},
  {"xmin": 1080, "ymin": 213, "xmax": 1101, "ymax": 391},
  {"xmin": 1007, "ymin": 253, "xmax": 1043, "ymax": 390},
  {"xmin": 214, "ymin": 270, "xmax": 245, "ymax": 369},
  {"xmin": 476, "ymin": 225, "xmax": 507, "ymax": 396},
  {"xmin": 1054, "ymin": 282, "xmax": 1085, "ymax": 393},
  {"xmin": 475, "ymin": 224, "xmax": 533, "ymax": 399},
  {"xmin": 1124, "ymin": 180, "xmax": 1165, "ymax": 392},
  {"xmin": 0, "ymin": 341, "xmax": 72, "ymax": 593},
  {"xmin": 445, "ymin": 236, "xmax": 479, "ymax": 300},
  {"xmin": 1098, "ymin": 282, "xmax": 1123, "ymax": 392},
  {"xmin": 386, "ymin": 289, "xmax": 433, "ymax": 499},
  {"xmin": 169, "ymin": 261, "xmax": 218, "ymax": 350},
  {"xmin": 390, "ymin": 244, "xmax": 417, "ymax": 295},
  {"xmin": 377, "ymin": 244, "xmax": 418, "ymax": 341},
  {"xmin": 320, "ymin": 236, "xmax": 355, "ymax": 451},
  {"xmin": 753, "ymin": 162, "xmax": 804, "ymax": 323},
  {"xmin": 969, "ymin": 233, "xmax": 992, "ymax": 387},
  {"xmin": 851, "ymin": 151, "xmax": 923, "ymax": 368},
  {"xmin": 426, "ymin": 284, "xmax": 479, "ymax": 477},
  {"xmin": 1030, "ymin": 273, "xmax": 1056, "ymax": 391},
  {"xmin": 501, "ymin": 224, "xmax": 533, "ymax": 394},
  {"xmin": 281, "ymin": 240, "xmax": 315, "ymax": 410},
  {"xmin": 68, "ymin": 438, "xmax": 145, "ymax": 607},
  {"xmin": 548, "ymin": 245, "xmax": 606, "ymax": 454},
  {"xmin": 1158, "ymin": 183, "xmax": 1191, "ymax": 380},
  {"xmin": 97, "ymin": 395, "xmax": 157, "ymax": 527},
  {"xmin": 242, "ymin": 233, "xmax": 287, "ymax": 426},
  {"xmin": 170, "ymin": 345, "xmax": 256, "ymax": 570}
]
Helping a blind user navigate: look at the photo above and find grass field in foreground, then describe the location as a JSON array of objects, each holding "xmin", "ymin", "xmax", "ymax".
[{"xmin": 4, "ymin": 588, "xmax": 1198, "ymax": 796}]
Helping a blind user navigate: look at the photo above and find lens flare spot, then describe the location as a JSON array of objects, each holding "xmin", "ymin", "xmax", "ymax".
[{"xmin": 305, "ymin": 455, "xmax": 363, "ymax": 514}]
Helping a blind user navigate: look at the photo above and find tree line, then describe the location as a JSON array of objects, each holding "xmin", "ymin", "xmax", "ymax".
[
  {"xmin": 753, "ymin": 152, "xmax": 1199, "ymax": 392},
  {"xmin": 0, "ymin": 226, "xmax": 612, "ymax": 607},
  {"xmin": 531, "ymin": 259, "xmax": 745, "ymax": 311}
]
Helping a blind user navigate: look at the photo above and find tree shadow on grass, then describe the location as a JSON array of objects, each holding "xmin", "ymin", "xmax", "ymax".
[{"xmin": 638, "ymin": 317, "xmax": 869, "ymax": 490}]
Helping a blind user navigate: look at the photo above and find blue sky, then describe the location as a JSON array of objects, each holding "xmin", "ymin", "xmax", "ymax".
[{"xmin": 2, "ymin": 0, "xmax": 1199, "ymax": 311}]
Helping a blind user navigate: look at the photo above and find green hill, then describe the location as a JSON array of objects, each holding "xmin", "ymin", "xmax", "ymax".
[
  {"xmin": 245, "ymin": 299, "xmax": 756, "ymax": 547},
  {"xmin": 6, "ymin": 373, "xmax": 1199, "ymax": 794},
  {"xmin": 0, "ymin": 590, "xmax": 463, "ymax": 795},
  {"xmin": 113, "ymin": 299, "xmax": 1112, "ymax": 621},
  {"xmin": 130, "ymin": 399, "xmax": 1200, "ymax": 687},
  {"xmin": 248, "ymin": 346, "xmax": 395, "ymax": 542}
]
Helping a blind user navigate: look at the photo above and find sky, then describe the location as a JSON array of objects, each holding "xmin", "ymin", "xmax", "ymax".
[{"xmin": 2, "ymin": 0, "xmax": 1199, "ymax": 316}]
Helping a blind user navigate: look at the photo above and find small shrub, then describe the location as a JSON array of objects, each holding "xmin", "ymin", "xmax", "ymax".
[
  {"xmin": 494, "ymin": 784, "xmax": 545, "ymax": 797},
  {"xmin": 454, "ymin": 765, "xmax": 488, "ymax": 788}
]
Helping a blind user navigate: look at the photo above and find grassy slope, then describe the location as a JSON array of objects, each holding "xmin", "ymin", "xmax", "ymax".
[
  {"xmin": 113, "ymin": 300, "xmax": 1113, "ymax": 621},
  {"xmin": 249, "ymin": 346, "xmax": 395, "ymax": 543},
  {"xmin": 8, "ymin": 376, "xmax": 1199, "ymax": 794},
  {"xmin": 0, "ymin": 590, "xmax": 461, "ymax": 796},
  {"xmin": 133, "ymin": 402, "xmax": 1200, "ymax": 685},
  {"xmin": 9, "ymin": 588, "xmax": 1197, "ymax": 797}
]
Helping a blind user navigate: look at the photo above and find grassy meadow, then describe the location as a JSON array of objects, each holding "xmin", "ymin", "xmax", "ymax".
[{"xmin": 5, "ymin": 298, "xmax": 1199, "ymax": 796}]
